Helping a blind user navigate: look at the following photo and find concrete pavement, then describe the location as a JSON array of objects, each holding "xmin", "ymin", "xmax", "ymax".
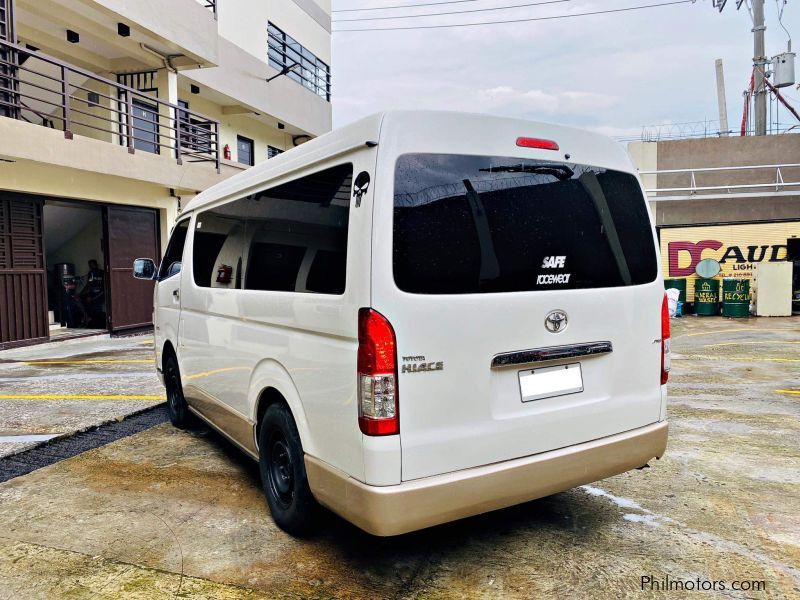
[
  {"xmin": 0, "ymin": 334, "xmax": 162, "ymax": 457},
  {"xmin": 0, "ymin": 317, "xmax": 798, "ymax": 598}
]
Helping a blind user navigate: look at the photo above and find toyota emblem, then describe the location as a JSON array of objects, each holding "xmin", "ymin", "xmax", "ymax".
[{"xmin": 545, "ymin": 310, "xmax": 568, "ymax": 333}]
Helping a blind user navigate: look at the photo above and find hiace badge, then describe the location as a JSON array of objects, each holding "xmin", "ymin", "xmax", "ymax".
[
  {"xmin": 401, "ymin": 355, "xmax": 444, "ymax": 374},
  {"xmin": 537, "ymin": 256, "xmax": 571, "ymax": 285}
]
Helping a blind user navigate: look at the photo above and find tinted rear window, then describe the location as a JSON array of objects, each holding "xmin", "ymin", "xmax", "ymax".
[{"xmin": 393, "ymin": 153, "xmax": 657, "ymax": 294}]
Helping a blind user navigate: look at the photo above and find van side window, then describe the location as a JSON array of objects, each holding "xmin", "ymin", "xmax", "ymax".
[
  {"xmin": 242, "ymin": 163, "xmax": 352, "ymax": 294},
  {"xmin": 158, "ymin": 219, "xmax": 190, "ymax": 280},
  {"xmin": 192, "ymin": 164, "xmax": 353, "ymax": 294},
  {"xmin": 192, "ymin": 210, "xmax": 246, "ymax": 289}
]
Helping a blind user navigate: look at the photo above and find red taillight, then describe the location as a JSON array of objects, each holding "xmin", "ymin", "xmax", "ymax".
[
  {"xmin": 661, "ymin": 294, "xmax": 671, "ymax": 385},
  {"xmin": 516, "ymin": 137, "xmax": 560, "ymax": 151},
  {"xmin": 357, "ymin": 308, "xmax": 398, "ymax": 436}
]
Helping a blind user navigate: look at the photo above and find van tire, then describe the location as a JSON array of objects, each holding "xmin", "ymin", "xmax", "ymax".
[
  {"xmin": 164, "ymin": 353, "xmax": 197, "ymax": 429},
  {"xmin": 259, "ymin": 403, "xmax": 317, "ymax": 536}
]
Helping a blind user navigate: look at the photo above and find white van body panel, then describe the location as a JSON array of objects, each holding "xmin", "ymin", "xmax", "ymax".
[
  {"xmin": 370, "ymin": 112, "xmax": 664, "ymax": 481},
  {"xmin": 177, "ymin": 114, "xmax": 385, "ymax": 482},
  {"xmin": 154, "ymin": 220, "xmax": 190, "ymax": 373}
]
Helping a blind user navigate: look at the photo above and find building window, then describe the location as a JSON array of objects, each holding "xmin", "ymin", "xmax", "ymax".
[
  {"xmin": 237, "ymin": 136, "xmax": 254, "ymax": 166},
  {"xmin": 268, "ymin": 23, "xmax": 331, "ymax": 102},
  {"xmin": 268, "ymin": 146, "xmax": 284, "ymax": 159}
]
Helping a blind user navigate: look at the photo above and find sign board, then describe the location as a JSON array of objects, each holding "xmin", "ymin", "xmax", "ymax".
[{"xmin": 659, "ymin": 221, "xmax": 799, "ymax": 301}]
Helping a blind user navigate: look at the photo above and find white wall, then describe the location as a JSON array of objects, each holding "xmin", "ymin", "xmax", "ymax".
[
  {"xmin": 218, "ymin": 0, "xmax": 331, "ymax": 65},
  {"xmin": 178, "ymin": 92, "xmax": 293, "ymax": 165},
  {"xmin": 45, "ymin": 210, "xmax": 104, "ymax": 275}
]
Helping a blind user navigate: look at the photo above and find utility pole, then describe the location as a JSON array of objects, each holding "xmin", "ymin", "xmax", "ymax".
[
  {"xmin": 715, "ymin": 59, "xmax": 730, "ymax": 135},
  {"xmin": 714, "ymin": 0, "xmax": 769, "ymax": 136},
  {"xmin": 752, "ymin": 0, "xmax": 767, "ymax": 135}
]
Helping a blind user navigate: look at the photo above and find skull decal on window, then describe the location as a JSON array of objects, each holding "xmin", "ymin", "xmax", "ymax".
[{"xmin": 353, "ymin": 171, "xmax": 371, "ymax": 207}]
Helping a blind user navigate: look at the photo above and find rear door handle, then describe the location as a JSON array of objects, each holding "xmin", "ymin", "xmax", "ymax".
[{"xmin": 173, "ymin": 289, "xmax": 180, "ymax": 300}]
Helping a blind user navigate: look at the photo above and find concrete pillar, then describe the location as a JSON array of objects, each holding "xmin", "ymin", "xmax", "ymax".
[{"xmin": 156, "ymin": 69, "xmax": 179, "ymax": 158}]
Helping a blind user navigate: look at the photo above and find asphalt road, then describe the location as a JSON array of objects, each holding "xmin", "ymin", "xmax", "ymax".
[{"xmin": 0, "ymin": 317, "xmax": 798, "ymax": 599}]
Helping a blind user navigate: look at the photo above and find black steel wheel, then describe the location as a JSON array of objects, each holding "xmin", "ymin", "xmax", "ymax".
[
  {"xmin": 259, "ymin": 403, "xmax": 317, "ymax": 536},
  {"xmin": 164, "ymin": 352, "xmax": 197, "ymax": 429}
]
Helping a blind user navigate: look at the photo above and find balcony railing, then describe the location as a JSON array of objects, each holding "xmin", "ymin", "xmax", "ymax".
[
  {"xmin": 640, "ymin": 163, "xmax": 800, "ymax": 201},
  {"xmin": 199, "ymin": 0, "xmax": 217, "ymax": 17},
  {"xmin": 0, "ymin": 40, "xmax": 220, "ymax": 171}
]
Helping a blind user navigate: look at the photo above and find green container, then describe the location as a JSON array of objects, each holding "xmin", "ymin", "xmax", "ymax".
[
  {"xmin": 664, "ymin": 278, "xmax": 687, "ymax": 303},
  {"xmin": 722, "ymin": 278, "xmax": 750, "ymax": 318},
  {"xmin": 664, "ymin": 278, "xmax": 692, "ymax": 314},
  {"xmin": 695, "ymin": 278, "xmax": 720, "ymax": 316}
]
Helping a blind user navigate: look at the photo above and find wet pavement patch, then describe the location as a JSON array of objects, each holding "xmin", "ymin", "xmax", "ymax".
[{"xmin": 0, "ymin": 404, "xmax": 168, "ymax": 483}]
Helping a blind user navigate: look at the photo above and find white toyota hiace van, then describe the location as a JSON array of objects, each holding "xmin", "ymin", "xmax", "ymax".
[{"xmin": 134, "ymin": 111, "xmax": 669, "ymax": 537}]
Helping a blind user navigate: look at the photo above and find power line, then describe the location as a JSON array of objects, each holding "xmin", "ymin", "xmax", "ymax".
[
  {"xmin": 333, "ymin": 0, "xmax": 695, "ymax": 32},
  {"xmin": 333, "ymin": 0, "xmax": 478, "ymax": 13},
  {"xmin": 334, "ymin": 0, "xmax": 573, "ymax": 23}
]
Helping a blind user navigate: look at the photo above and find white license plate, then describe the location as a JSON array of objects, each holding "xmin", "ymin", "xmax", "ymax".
[{"xmin": 518, "ymin": 363, "xmax": 583, "ymax": 402}]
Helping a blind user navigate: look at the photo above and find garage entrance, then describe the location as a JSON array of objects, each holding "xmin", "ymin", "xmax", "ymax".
[
  {"xmin": 43, "ymin": 201, "xmax": 107, "ymax": 336},
  {"xmin": 0, "ymin": 192, "xmax": 160, "ymax": 348}
]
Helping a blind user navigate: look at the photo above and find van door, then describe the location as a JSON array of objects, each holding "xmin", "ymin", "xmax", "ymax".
[
  {"xmin": 154, "ymin": 218, "xmax": 189, "ymax": 369},
  {"xmin": 374, "ymin": 153, "xmax": 665, "ymax": 481}
]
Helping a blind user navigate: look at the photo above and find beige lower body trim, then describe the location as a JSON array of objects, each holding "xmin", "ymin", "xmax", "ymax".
[
  {"xmin": 305, "ymin": 421, "xmax": 668, "ymax": 537},
  {"xmin": 184, "ymin": 384, "xmax": 258, "ymax": 459}
]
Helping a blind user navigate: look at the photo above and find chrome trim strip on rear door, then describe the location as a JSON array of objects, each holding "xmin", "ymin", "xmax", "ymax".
[{"xmin": 491, "ymin": 341, "xmax": 613, "ymax": 369}]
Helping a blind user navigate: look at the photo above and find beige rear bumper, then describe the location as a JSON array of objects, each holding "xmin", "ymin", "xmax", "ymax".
[{"xmin": 305, "ymin": 421, "xmax": 668, "ymax": 537}]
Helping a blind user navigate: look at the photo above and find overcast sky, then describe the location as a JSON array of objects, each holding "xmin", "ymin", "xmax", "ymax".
[{"xmin": 330, "ymin": 0, "xmax": 799, "ymax": 139}]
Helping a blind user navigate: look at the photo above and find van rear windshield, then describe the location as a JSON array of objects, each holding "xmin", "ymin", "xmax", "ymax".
[{"xmin": 393, "ymin": 153, "xmax": 658, "ymax": 294}]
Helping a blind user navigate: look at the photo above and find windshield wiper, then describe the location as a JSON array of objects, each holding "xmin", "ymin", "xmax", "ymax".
[
  {"xmin": 478, "ymin": 164, "xmax": 574, "ymax": 180},
  {"xmin": 463, "ymin": 179, "xmax": 500, "ymax": 283}
]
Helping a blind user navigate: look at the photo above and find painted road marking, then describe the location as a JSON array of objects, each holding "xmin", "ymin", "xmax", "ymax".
[
  {"xmin": 0, "ymin": 433, "xmax": 60, "ymax": 443},
  {"xmin": 0, "ymin": 394, "xmax": 164, "ymax": 401},
  {"xmin": 22, "ymin": 359, "xmax": 155, "ymax": 365},
  {"xmin": 776, "ymin": 389, "xmax": 800, "ymax": 396},
  {"xmin": 682, "ymin": 327, "xmax": 800, "ymax": 338},
  {"xmin": 703, "ymin": 340, "xmax": 800, "ymax": 348},
  {"xmin": 675, "ymin": 355, "xmax": 800, "ymax": 363}
]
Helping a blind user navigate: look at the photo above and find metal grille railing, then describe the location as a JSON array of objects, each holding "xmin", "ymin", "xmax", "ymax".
[
  {"xmin": 0, "ymin": 39, "xmax": 220, "ymax": 171},
  {"xmin": 199, "ymin": 0, "xmax": 217, "ymax": 17},
  {"xmin": 268, "ymin": 22, "xmax": 330, "ymax": 101},
  {"xmin": 640, "ymin": 163, "xmax": 800, "ymax": 201}
]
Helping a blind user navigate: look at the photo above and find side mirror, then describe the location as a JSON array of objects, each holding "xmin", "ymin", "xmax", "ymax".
[{"xmin": 133, "ymin": 258, "xmax": 157, "ymax": 280}]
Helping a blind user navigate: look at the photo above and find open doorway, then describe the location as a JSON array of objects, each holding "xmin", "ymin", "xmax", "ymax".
[
  {"xmin": 43, "ymin": 201, "xmax": 107, "ymax": 338},
  {"xmin": 789, "ymin": 237, "xmax": 800, "ymax": 314}
]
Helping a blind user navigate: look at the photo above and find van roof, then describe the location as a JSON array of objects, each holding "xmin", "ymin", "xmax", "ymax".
[{"xmin": 182, "ymin": 110, "xmax": 630, "ymax": 214}]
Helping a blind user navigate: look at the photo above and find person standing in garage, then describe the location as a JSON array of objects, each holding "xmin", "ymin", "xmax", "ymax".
[{"xmin": 80, "ymin": 259, "xmax": 106, "ymax": 328}]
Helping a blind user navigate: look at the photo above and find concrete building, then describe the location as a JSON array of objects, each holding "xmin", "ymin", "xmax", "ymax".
[
  {"xmin": 628, "ymin": 135, "xmax": 800, "ymax": 303},
  {"xmin": 0, "ymin": 0, "xmax": 331, "ymax": 347}
]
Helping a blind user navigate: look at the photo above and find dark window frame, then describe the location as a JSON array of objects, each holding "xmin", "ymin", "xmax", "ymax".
[
  {"xmin": 268, "ymin": 145, "xmax": 284, "ymax": 159},
  {"xmin": 237, "ymin": 135, "xmax": 254, "ymax": 167}
]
